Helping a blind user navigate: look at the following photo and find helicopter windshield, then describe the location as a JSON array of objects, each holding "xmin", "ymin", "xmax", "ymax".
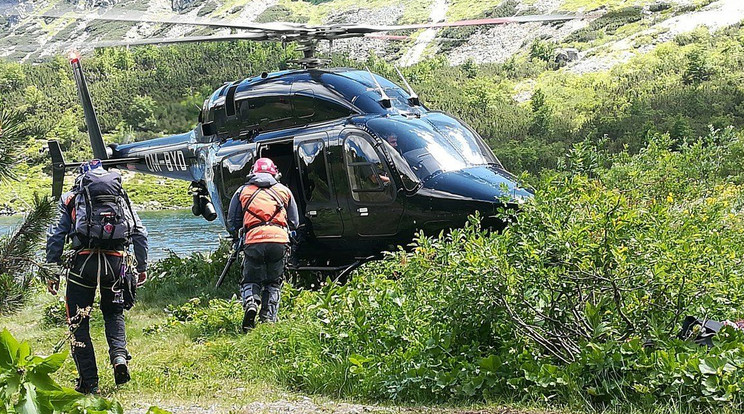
[{"xmin": 366, "ymin": 113, "xmax": 502, "ymax": 183}]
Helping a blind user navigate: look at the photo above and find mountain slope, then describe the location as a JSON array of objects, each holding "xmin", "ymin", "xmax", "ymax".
[{"xmin": 1, "ymin": 0, "xmax": 742, "ymax": 68}]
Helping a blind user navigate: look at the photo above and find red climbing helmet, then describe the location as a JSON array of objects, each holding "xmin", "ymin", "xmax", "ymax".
[{"xmin": 251, "ymin": 158, "xmax": 278, "ymax": 176}]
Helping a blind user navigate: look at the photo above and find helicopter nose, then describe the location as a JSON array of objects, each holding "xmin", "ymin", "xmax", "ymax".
[{"xmin": 422, "ymin": 165, "xmax": 533, "ymax": 205}]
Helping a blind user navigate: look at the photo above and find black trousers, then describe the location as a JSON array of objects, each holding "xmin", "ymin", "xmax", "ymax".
[
  {"xmin": 65, "ymin": 251, "xmax": 128, "ymax": 387},
  {"xmin": 240, "ymin": 242, "xmax": 287, "ymax": 322}
]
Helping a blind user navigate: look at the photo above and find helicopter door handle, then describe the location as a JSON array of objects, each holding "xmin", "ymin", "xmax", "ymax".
[
  {"xmin": 307, "ymin": 210, "xmax": 318, "ymax": 217},
  {"xmin": 357, "ymin": 207, "xmax": 369, "ymax": 217}
]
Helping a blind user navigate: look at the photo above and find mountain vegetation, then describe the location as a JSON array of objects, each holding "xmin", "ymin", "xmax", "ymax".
[
  {"xmin": 1, "ymin": 18, "xmax": 743, "ymax": 209},
  {"xmin": 1, "ymin": 0, "xmax": 744, "ymax": 412}
]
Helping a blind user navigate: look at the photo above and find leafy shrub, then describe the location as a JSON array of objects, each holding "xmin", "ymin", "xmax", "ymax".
[
  {"xmin": 0, "ymin": 194, "xmax": 56, "ymax": 312},
  {"xmin": 529, "ymin": 39, "xmax": 557, "ymax": 63},
  {"xmin": 565, "ymin": 7, "xmax": 644, "ymax": 44},
  {"xmin": 140, "ymin": 240, "xmax": 239, "ymax": 307},
  {"xmin": 0, "ymin": 328, "xmax": 126, "ymax": 413},
  {"xmin": 43, "ymin": 300, "xmax": 67, "ymax": 327},
  {"xmin": 145, "ymin": 297, "xmax": 243, "ymax": 339},
  {"xmin": 188, "ymin": 131, "xmax": 744, "ymax": 409}
]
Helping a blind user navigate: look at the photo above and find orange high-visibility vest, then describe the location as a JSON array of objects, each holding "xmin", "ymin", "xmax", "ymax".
[{"xmin": 239, "ymin": 184, "xmax": 291, "ymax": 244}]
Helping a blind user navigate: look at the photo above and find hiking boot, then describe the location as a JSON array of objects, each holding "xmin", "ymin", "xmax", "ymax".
[
  {"xmin": 242, "ymin": 303, "xmax": 257, "ymax": 333},
  {"xmin": 75, "ymin": 379, "xmax": 99, "ymax": 395},
  {"xmin": 113, "ymin": 355, "xmax": 131, "ymax": 385}
]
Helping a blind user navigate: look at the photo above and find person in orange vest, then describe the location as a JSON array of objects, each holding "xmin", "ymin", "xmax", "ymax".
[{"xmin": 227, "ymin": 158, "xmax": 299, "ymax": 331}]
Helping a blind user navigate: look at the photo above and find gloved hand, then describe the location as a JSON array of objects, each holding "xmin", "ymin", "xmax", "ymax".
[
  {"xmin": 47, "ymin": 277, "xmax": 60, "ymax": 295},
  {"xmin": 137, "ymin": 271, "xmax": 147, "ymax": 287}
]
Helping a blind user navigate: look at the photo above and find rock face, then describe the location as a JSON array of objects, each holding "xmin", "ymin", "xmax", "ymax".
[{"xmin": 2, "ymin": 0, "xmax": 744, "ymax": 70}]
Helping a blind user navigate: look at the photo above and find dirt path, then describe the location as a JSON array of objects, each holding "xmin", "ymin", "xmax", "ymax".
[{"xmin": 129, "ymin": 399, "xmax": 555, "ymax": 414}]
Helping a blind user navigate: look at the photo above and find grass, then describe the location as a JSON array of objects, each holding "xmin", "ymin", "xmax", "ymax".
[
  {"xmin": 0, "ymin": 165, "xmax": 190, "ymax": 213},
  {"xmin": 559, "ymin": 0, "xmax": 665, "ymax": 12},
  {"xmin": 3, "ymin": 272, "xmax": 743, "ymax": 414},
  {"xmin": 0, "ymin": 285, "xmax": 284, "ymax": 411},
  {"xmin": 3, "ymin": 282, "xmax": 736, "ymax": 414},
  {"xmin": 447, "ymin": 0, "xmax": 504, "ymax": 22}
]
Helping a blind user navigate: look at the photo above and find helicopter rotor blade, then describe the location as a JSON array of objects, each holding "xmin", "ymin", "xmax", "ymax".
[
  {"xmin": 88, "ymin": 33, "xmax": 273, "ymax": 48},
  {"xmin": 21, "ymin": 8, "xmax": 582, "ymax": 42},
  {"xmin": 27, "ymin": 8, "xmax": 307, "ymax": 34},
  {"xmin": 335, "ymin": 15, "xmax": 580, "ymax": 34}
]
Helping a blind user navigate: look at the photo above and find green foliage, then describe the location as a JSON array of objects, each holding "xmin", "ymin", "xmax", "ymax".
[
  {"xmin": 145, "ymin": 297, "xmax": 244, "ymax": 339},
  {"xmin": 0, "ymin": 328, "xmax": 125, "ymax": 413},
  {"xmin": 0, "ymin": 109, "xmax": 26, "ymax": 180},
  {"xmin": 564, "ymin": 7, "xmax": 644, "ymax": 44},
  {"xmin": 123, "ymin": 95, "xmax": 158, "ymax": 132},
  {"xmin": 255, "ymin": 6, "xmax": 310, "ymax": 23},
  {"xmin": 42, "ymin": 301, "xmax": 67, "ymax": 328},
  {"xmin": 529, "ymin": 38, "xmax": 556, "ymax": 63},
  {"xmin": 0, "ymin": 194, "xmax": 56, "ymax": 312},
  {"xmin": 140, "ymin": 241, "xmax": 239, "ymax": 307},
  {"xmin": 148, "ymin": 127, "xmax": 744, "ymax": 410},
  {"xmin": 682, "ymin": 47, "xmax": 713, "ymax": 85}
]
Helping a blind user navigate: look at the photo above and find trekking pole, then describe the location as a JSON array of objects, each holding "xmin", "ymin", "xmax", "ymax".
[{"xmin": 215, "ymin": 231, "xmax": 242, "ymax": 289}]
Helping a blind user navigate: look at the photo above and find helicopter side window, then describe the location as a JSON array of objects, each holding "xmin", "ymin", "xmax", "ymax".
[
  {"xmin": 238, "ymin": 96, "xmax": 294, "ymax": 132},
  {"xmin": 297, "ymin": 140, "xmax": 331, "ymax": 203},
  {"xmin": 344, "ymin": 134, "xmax": 394, "ymax": 203},
  {"xmin": 293, "ymin": 91, "xmax": 354, "ymax": 125}
]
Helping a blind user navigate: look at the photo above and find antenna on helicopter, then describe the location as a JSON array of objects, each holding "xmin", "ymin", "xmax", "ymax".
[
  {"xmin": 68, "ymin": 49, "xmax": 109, "ymax": 161},
  {"xmin": 394, "ymin": 65, "xmax": 420, "ymax": 106},
  {"xmin": 365, "ymin": 66, "xmax": 392, "ymax": 109}
]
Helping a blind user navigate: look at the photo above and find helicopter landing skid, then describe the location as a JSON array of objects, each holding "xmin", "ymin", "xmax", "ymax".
[{"xmin": 287, "ymin": 256, "xmax": 375, "ymax": 286}]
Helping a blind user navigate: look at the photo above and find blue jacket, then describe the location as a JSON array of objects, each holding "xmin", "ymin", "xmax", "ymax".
[
  {"xmin": 227, "ymin": 173, "xmax": 300, "ymax": 235},
  {"xmin": 46, "ymin": 189, "xmax": 149, "ymax": 272}
]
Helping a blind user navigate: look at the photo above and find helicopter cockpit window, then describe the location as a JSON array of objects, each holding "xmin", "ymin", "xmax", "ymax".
[
  {"xmin": 366, "ymin": 115, "xmax": 502, "ymax": 182},
  {"xmin": 379, "ymin": 138, "xmax": 419, "ymax": 192},
  {"xmin": 426, "ymin": 112, "xmax": 501, "ymax": 168},
  {"xmin": 344, "ymin": 134, "xmax": 394, "ymax": 203},
  {"xmin": 297, "ymin": 140, "xmax": 331, "ymax": 203}
]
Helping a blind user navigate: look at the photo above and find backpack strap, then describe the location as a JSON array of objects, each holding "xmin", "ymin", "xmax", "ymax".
[
  {"xmin": 83, "ymin": 185, "xmax": 93, "ymax": 238},
  {"xmin": 241, "ymin": 185, "xmax": 288, "ymax": 231},
  {"xmin": 241, "ymin": 186, "xmax": 264, "ymax": 216},
  {"xmin": 121, "ymin": 190, "xmax": 136, "ymax": 243},
  {"xmin": 262, "ymin": 186, "xmax": 287, "ymax": 225}
]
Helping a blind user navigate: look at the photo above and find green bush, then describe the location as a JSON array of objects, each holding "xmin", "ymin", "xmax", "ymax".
[
  {"xmin": 151, "ymin": 128, "xmax": 744, "ymax": 410},
  {"xmin": 140, "ymin": 240, "xmax": 240, "ymax": 307},
  {"xmin": 42, "ymin": 300, "xmax": 67, "ymax": 327},
  {"xmin": 145, "ymin": 297, "xmax": 244, "ymax": 339},
  {"xmin": 0, "ymin": 328, "xmax": 127, "ymax": 413}
]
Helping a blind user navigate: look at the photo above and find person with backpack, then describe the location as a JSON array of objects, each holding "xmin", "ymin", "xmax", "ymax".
[
  {"xmin": 46, "ymin": 160, "xmax": 148, "ymax": 394},
  {"xmin": 227, "ymin": 158, "xmax": 299, "ymax": 332}
]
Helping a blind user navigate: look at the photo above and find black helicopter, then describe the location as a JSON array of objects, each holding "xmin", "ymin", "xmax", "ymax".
[{"xmin": 27, "ymin": 7, "xmax": 577, "ymax": 278}]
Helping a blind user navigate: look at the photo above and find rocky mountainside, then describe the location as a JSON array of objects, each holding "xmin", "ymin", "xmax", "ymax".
[{"xmin": 1, "ymin": 0, "xmax": 743, "ymax": 69}]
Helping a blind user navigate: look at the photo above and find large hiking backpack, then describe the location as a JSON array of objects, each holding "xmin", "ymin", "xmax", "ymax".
[{"xmin": 73, "ymin": 168, "xmax": 135, "ymax": 244}]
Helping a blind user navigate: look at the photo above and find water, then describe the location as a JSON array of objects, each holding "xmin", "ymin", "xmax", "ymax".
[{"xmin": 0, "ymin": 209, "xmax": 227, "ymax": 261}]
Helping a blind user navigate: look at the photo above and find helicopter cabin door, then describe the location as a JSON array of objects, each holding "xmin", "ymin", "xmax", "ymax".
[
  {"xmin": 295, "ymin": 132, "xmax": 344, "ymax": 238},
  {"xmin": 341, "ymin": 130, "xmax": 404, "ymax": 237}
]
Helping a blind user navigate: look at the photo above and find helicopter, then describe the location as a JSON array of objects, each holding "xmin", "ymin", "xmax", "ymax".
[{"xmin": 25, "ymin": 7, "xmax": 579, "ymax": 279}]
